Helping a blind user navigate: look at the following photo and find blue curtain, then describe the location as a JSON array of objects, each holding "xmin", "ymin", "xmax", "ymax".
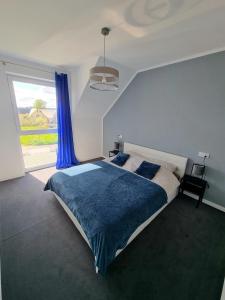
[{"xmin": 55, "ymin": 72, "xmax": 79, "ymax": 169}]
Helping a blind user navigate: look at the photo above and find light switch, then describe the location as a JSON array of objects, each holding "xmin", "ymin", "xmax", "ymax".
[{"xmin": 198, "ymin": 152, "xmax": 210, "ymax": 158}]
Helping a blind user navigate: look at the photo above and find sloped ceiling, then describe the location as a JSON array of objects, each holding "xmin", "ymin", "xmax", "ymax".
[
  {"xmin": 73, "ymin": 57, "xmax": 135, "ymax": 117},
  {"xmin": 1, "ymin": 0, "xmax": 225, "ymax": 161},
  {"xmin": 69, "ymin": 56, "xmax": 135, "ymax": 160},
  {"xmin": 0, "ymin": 0, "xmax": 225, "ymax": 70}
]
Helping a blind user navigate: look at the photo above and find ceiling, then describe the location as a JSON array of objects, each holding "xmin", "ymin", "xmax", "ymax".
[{"xmin": 1, "ymin": 0, "xmax": 225, "ymax": 70}]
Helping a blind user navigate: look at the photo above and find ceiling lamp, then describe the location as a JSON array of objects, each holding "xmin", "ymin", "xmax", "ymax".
[{"xmin": 90, "ymin": 27, "xmax": 119, "ymax": 91}]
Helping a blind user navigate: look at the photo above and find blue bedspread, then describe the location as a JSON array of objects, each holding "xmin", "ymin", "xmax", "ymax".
[{"xmin": 44, "ymin": 161, "xmax": 167, "ymax": 274}]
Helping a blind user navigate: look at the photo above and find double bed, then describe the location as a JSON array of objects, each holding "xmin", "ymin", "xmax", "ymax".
[{"xmin": 45, "ymin": 143, "xmax": 187, "ymax": 274}]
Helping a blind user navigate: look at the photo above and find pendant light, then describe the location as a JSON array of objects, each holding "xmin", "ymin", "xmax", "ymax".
[{"xmin": 89, "ymin": 27, "xmax": 119, "ymax": 91}]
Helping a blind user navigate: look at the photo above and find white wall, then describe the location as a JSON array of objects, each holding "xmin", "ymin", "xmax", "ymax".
[
  {"xmin": 0, "ymin": 54, "xmax": 135, "ymax": 180},
  {"xmin": 70, "ymin": 57, "xmax": 135, "ymax": 161},
  {"xmin": 0, "ymin": 63, "xmax": 24, "ymax": 181},
  {"xmin": 73, "ymin": 116, "xmax": 102, "ymax": 160},
  {"xmin": 0, "ymin": 56, "xmax": 62, "ymax": 181}
]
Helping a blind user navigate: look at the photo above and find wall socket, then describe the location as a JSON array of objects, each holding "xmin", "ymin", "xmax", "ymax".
[{"xmin": 198, "ymin": 152, "xmax": 210, "ymax": 158}]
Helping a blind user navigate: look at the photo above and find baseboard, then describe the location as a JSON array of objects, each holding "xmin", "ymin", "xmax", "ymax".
[
  {"xmin": 0, "ymin": 173, "xmax": 25, "ymax": 182},
  {"xmin": 184, "ymin": 191, "xmax": 225, "ymax": 213}
]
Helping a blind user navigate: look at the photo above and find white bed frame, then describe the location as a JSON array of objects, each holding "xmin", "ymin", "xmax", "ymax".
[
  {"xmin": 124, "ymin": 142, "xmax": 187, "ymax": 179},
  {"xmin": 55, "ymin": 143, "xmax": 188, "ymax": 271}
]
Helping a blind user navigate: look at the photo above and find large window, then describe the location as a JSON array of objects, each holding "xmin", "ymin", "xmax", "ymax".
[{"xmin": 10, "ymin": 77, "xmax": 57, "ymax": 171}]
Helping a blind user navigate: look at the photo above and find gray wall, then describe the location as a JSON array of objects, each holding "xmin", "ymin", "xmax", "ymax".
[{"xmin": 103, "ymin": 51, "xmax": 225, "ymax": 208}]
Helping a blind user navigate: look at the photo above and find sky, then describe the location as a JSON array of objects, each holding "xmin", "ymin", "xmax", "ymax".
[{"xmin": 13, "ymin": 81, "xmax": 56, "ymax": 108}]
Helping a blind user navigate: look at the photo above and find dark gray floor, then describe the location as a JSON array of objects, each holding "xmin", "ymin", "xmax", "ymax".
[{"xmin": 0, "ymin": 172, "xmax": 225, "ymax": 300}]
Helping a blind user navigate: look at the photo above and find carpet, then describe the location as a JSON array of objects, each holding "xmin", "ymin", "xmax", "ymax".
[{"xmin": 0, "ymin": 171, "xmax": 225, "ymax": 300}]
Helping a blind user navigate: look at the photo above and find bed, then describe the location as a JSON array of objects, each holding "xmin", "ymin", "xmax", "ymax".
[{"xmin": 44, "ymin": 142, "xmax": 187, "ymax": 274}]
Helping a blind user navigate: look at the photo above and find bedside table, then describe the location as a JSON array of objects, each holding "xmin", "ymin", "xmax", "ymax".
[
  {"xmin": 109, "ymin": 149, "xmax": 119, "ymax": 158},
  {"xmin": 179, "ymin": 175, "xmax": 209, "ymax": 208}
]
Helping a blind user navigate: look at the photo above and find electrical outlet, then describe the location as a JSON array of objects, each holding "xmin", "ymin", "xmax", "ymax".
[{"xmin": 198, "ymin": 152, "xmax": 210, "ymax": 158}]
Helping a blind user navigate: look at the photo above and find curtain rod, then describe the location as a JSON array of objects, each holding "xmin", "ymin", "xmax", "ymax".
[{"xmin": 0, "ymin": 59, "xmax": 61, "ymax": 75}]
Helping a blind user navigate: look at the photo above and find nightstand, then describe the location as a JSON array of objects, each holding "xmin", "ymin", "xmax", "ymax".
[
  {"xmin": 179, "ymin": 174, "xmax": 209, "ymax": 208},
  {"xmin": 108, "ymin": 149, "xmax": 119, "ymax": 158}
]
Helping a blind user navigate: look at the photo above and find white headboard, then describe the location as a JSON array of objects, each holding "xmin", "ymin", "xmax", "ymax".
[{"xmin": 124, "ymin": 142, "xmax": 188, "ymax": 179}]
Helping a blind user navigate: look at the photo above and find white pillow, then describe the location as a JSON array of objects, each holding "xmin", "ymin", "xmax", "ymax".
[
  {"xmin": 126, "ymin": 151, "xmax": 177, "ymax": 174},
  {"xmin": 151, "ymin": 167, "xmax": 180, "ymax": 197},
  {"xmin": 122, "ymin": 155, "xmax": 144, "ymax": 172}
]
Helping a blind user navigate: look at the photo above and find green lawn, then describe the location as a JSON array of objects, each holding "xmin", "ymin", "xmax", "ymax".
[
  {"xmin": 21, "ymin": 126, "xmax": 48, "ymax": 130},
  {"xmin": 20, "ymin": 133, "xmax": 58, "ymax": 146},
  {"xmin": 20, "ymin": 125, "xmax": 58, "ymax": 146}
]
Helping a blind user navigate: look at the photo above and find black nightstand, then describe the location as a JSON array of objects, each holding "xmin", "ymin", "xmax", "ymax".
[
  {"xmin": 179, "ymin": 175, "xmax": 209, "ymax": 208},
  {"xmin": 108, "ymin": 149, "xmax": 119, "ymax": 158}
]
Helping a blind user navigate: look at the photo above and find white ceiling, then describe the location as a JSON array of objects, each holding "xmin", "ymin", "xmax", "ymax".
[{"xmin": 1, "ymin": 0, "xmax": 225, "ymax": 70}]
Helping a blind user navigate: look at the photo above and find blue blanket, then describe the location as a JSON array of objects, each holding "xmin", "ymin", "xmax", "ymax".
[{"xmin": 44, "ymin": 161, "xmax": 167, "ymax": 274}]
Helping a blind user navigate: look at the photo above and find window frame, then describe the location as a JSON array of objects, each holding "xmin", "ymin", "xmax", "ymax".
[{"xmin": 8, "ymin": 74, "xmax": 58, "ymax": 171}]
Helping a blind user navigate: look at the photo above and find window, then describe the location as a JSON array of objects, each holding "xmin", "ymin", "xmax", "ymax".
[{"xmin": 10, "ymin": 77, "xmax": 58, "ymax": 171}]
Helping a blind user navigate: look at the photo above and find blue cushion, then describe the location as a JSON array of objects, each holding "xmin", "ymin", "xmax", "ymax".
[
  {"xmin": 135, "ymin": 161, "xmax": 160, "ymax": 180},
  {"xmin": 111, "ymin": 152, "xmax": 130, "ymax": 167}
]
